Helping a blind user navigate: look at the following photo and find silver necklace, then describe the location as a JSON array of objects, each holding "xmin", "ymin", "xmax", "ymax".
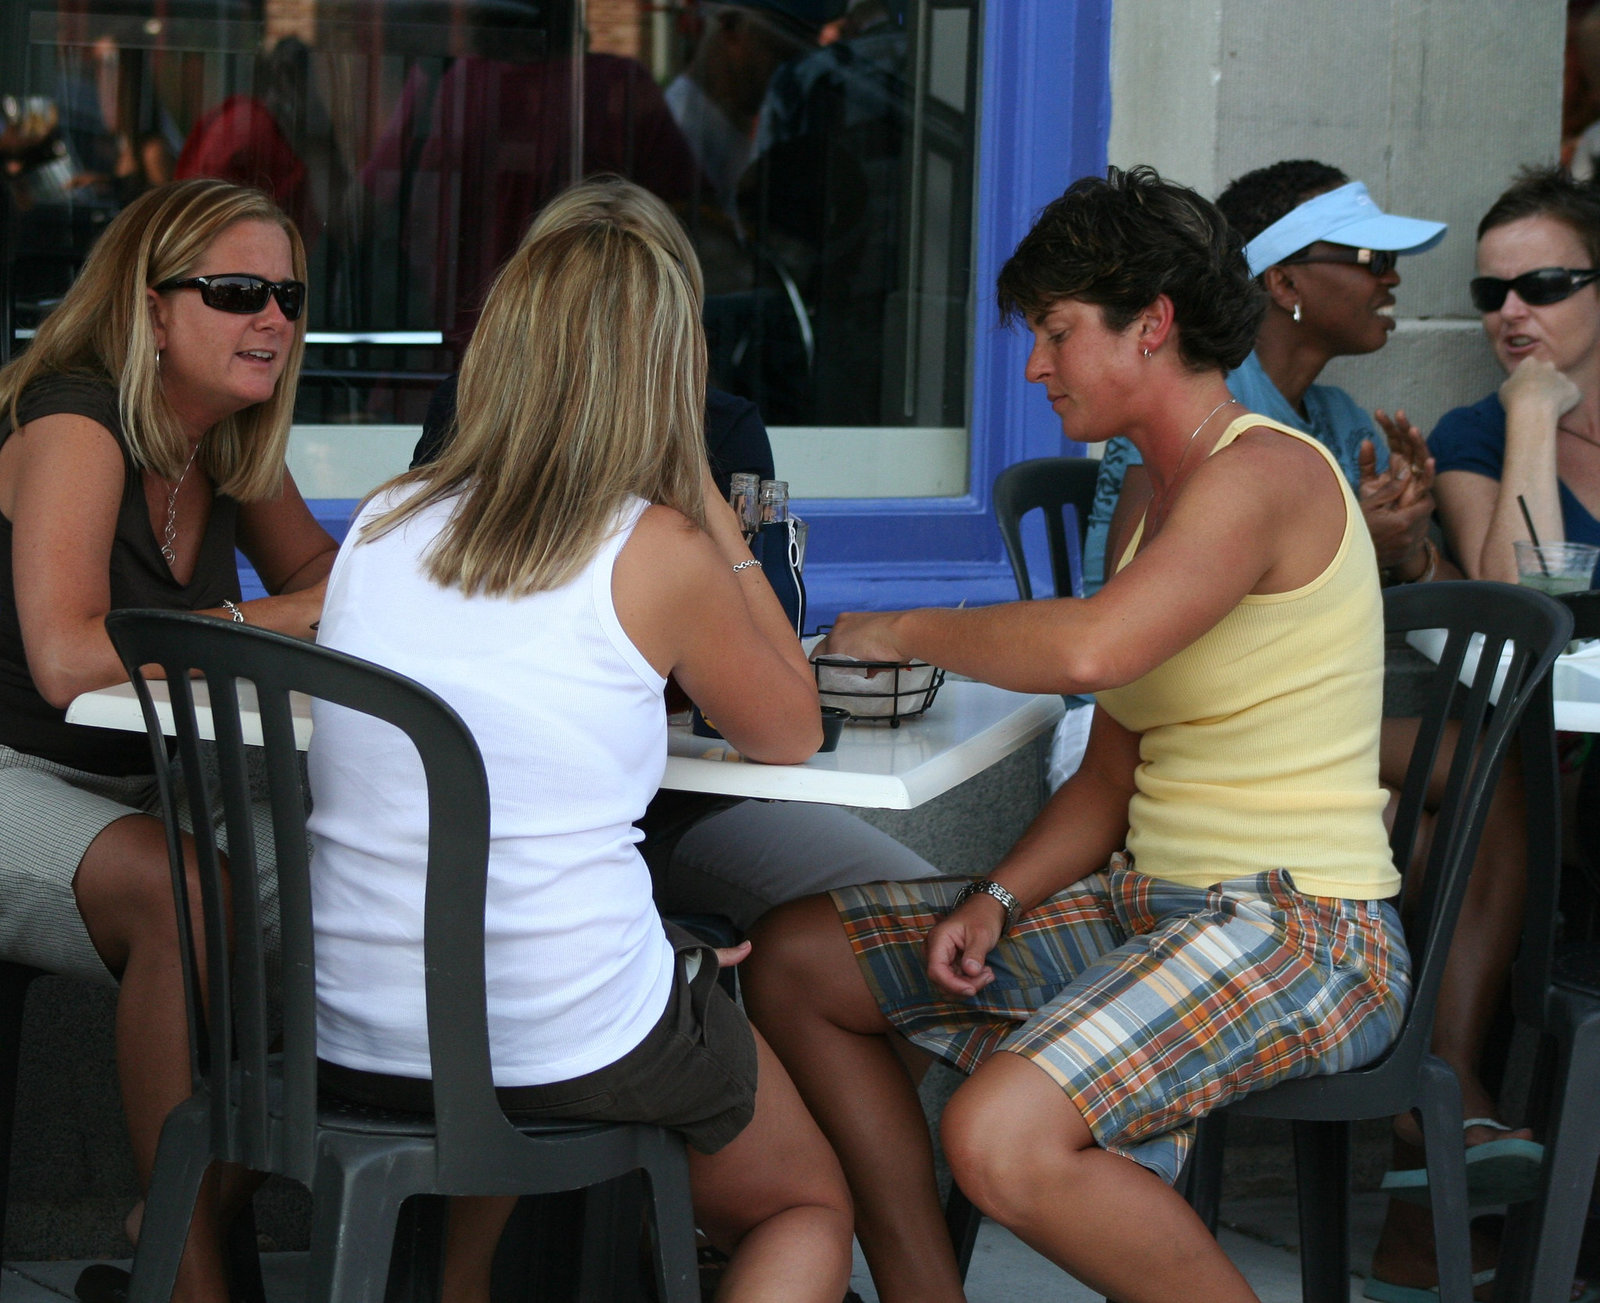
[
  {"xmin": 160, "ymin": 442, "xmax": 202, "ymax": 567},
  {"xmin": 1151, "ymin": 397, "xmax": 1235, "ymax": 516}
]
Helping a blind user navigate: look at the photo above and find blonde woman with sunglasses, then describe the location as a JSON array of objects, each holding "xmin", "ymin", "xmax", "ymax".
[
  {"xmin": 1433, "ymin": 166, "xmax": 1600, "ymax": 584},
  {"xmin": 0, "ymin": 178, "xmax": 335, "ymax": 1302}
]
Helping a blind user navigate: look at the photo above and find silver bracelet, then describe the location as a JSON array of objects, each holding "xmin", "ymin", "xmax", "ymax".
[
  {"xmin": 220, "ymin": 599, "xmax": 246, "ymax": 624},
  {"xmin": 951, "ymin": 878, "xmax": 1019, "ymax": 934},
  {"xmin": 732, "ymin": 558, "xmax": 762, "ymax": 572}
]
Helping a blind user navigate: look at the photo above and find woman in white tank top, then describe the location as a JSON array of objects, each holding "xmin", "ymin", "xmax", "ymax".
[{"xmin": 309, "ymin": 179, "xmax": 851, "ymax": 1303}]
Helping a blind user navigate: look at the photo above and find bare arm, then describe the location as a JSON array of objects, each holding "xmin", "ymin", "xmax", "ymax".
[
  {"xmin": 9, "ymin": 415, "xmax": 149, "ymax": 705},
  {"xmin": 1435, "ymin": 359, "xmax": 1575, "ymax": 582},
  {"xmin": 925, "ymin": 708, "xmax": 1141, "ymax": 997},
  {"xmin": 231, "ymin": 466, "xmax": 338, "ymax": 637},
  {"xmin": 614, "ymin": 480, "xmax": 819, "ymax": 765},
  {"xmin": 825, "ymin": 430, "xmax": 1346, "ymax": 696}
]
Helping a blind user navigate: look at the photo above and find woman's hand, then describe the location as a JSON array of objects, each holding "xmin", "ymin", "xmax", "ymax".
[
  {"xmin": 925, "ymin": 893, "xmax": 1006, "ymax": 998},
  {"xmin": 821, "ymin": 609, "xmax": 911, "ymax": 664},
  {"xmin": 1373, "ymin": 409, "xmax": 1437, "ymax": 503},
  {"xmin": 1356, "ymin": 432, "xmax": 1436, "ymax": 574},
  {"xmin": 715, "ymin": 939, "xmax": 752, "ymax": 968},
  {"xmin": 1500, "ymin": 356, "xmax": 1581, "ymax": 427}
]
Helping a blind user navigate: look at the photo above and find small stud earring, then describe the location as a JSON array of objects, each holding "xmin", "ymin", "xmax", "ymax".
[
  {"xmin": 1292, "ymin": 303, "xmax": 1303, "ymax": 324},
  {"xmin": 1141, "ymin": 347, "xmax": 1152, "ymax": 359}
]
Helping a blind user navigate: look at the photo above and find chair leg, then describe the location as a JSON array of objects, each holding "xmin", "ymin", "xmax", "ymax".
[
  {"xmin": 1511, "ymin": 1014, "xmax": 1600, "ymax": 1303},
  {"xmin": 0, "ymin": 963, "xmax": 40, "ymax": 1260},
  {"xmin": 227, "ymin": 1202, "xmax": 267, "ymax": 1303},
  {"xmin": 640, "ymin": 1139, "xmax": 699, "ymax": 1303},
  {"xmin": 1415, "ymin": 1058, "xmax": 1474, "ymax": 1303},
  {"xmin": 127, "ymin": 1098, "xmax": 217, "ymax": 1303},
  {"xmin": 384, "ymin": 1195, "xmax": 445, "ymax": 1303},
  {"xmin": 1290, "ymin": 1119, "xmax": 1351, "ymax": 1303},
  {"xmin": 944, "ymin": 1181, "xmax": 982, "ymax": 1282},
  {"xmin": 579, "ymin": 1172, "xmax": 645, "ymax": 1302},
  {"xmin": 306, "ymin": 1146, "xmax": 415, "ymax": 1303},
  {"xmin": 1184, "ymin": 1112, "xmax": 1227, "ymax": 1235}
]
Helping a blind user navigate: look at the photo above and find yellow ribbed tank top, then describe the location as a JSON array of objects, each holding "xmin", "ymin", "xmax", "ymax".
[{"xmin": 1094, "ymin": 414, "xmax": 1398, "ymax": 900}]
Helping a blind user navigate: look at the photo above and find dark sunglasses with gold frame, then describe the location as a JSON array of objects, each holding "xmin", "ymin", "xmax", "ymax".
[{"xmin": 1278, "ymin": 246, "xmax": 1399, "ymax": 278}]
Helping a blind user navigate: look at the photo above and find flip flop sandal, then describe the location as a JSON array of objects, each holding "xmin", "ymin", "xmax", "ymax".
[
  {"xmin": 74, "ymin": 1264, "xmax": 130, "ymax": 1303},
  {"xmin": 1366, "ymin": 1272, "xmax": 1598, "ymax": 1303},
  {"xmin": 1363, "ymin": 1267, "xmax": 1496, "ymax": 1302},
  {"xmin": 1380, "ymin": 1117, "xmax": 1545, "ymax": 1206}
]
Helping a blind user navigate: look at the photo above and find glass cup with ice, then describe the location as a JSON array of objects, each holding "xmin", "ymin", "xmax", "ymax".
[{"xmin": 1514, "ymin": 540, "xmax": 1599, "ymax": 597}]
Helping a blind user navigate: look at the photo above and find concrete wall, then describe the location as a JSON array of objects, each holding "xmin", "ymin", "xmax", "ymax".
[{"xmin": 1107, "ymin": 0, "xmax": 1567, "ymax": 434}]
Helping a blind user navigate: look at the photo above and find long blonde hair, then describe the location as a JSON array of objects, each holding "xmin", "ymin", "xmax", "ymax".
[
  {"xmin": 0, "ymin": 179, "xmax": 307, "ymax": 499},
  {"xmin": 363, "ymin": 178, "xmax": 708, "ymax": 597}
]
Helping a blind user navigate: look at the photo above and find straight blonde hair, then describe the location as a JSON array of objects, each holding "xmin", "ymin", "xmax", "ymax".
[
  {"xmin": 0, "ymin": 179, "xmax": 307, "ymax": 500},
  {"xmin": 363, "ymin": 178, "xmax": 708, "ymax": 596}
]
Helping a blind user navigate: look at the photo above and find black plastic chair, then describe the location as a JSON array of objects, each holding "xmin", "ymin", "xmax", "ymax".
[
  {"xmin": 1178, "ymin": 582, "xmax": 1571, "ymax": 1303},
  {"xmin": 1493, "ymin": 589, "xmax": 1600, "ymax": 1303},
  {"xmin": 992, "ymin": 456, "xmax": 1102, "ymax": 600},
  {"xmin": 0, "ymin": 960, "xmax": 43, "ymax": 1263},
  {"xmin": 103, "ymin": 609, "xmax": 698, "ymax": 1303}
]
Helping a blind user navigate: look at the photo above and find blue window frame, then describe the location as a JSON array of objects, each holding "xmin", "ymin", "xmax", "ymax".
[{"xmin": 796, "ymin": 0, "xmax": 1110, "ymax": 624}]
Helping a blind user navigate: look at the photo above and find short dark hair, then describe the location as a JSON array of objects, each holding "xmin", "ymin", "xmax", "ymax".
[
  {"xmin": 1478, "ymin": 165, "xmax": 1600, "ymax": 267},
  {"xmin": 996, "ymin": 165, "xmax": 1264, "ymax": 373},
  {"xmin": 1215, "ymin": 159, "xmax": 1349, "ymax": 244}
]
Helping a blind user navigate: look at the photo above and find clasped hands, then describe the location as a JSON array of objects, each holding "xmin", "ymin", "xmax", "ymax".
[{"xmin": 1360, "ymin": 409, "xmax": 1436, "ymax": 577}]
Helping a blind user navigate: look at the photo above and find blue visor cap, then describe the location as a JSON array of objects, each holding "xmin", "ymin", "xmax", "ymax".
[{"xmin": 1243, "ymin": 181, "xmax": 1447, "ymax": 277}]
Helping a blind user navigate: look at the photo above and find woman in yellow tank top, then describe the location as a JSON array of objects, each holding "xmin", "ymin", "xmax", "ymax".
[{"xmin": 744, "ymin": 166, "xmax": 1412, "ymax": 1303}]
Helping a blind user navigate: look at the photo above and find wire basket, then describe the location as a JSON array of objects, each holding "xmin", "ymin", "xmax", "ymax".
[{"xmin": 812, "ymin": 656, "xmax": 945, "ymax": 727}]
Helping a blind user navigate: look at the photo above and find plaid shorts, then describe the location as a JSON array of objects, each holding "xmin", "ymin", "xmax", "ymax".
[{"xmin": 831, "ymin": 856, "xmax": 1410, "ymax": 1184}]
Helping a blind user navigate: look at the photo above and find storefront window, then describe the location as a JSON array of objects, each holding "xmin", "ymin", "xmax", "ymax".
[
  {"xmin": 1, "ymin": 0, "xmax": 1108, "ymax": 616},
  {"xmin": 2, "ymin": 0, "xmax": 981, "ymax": 499}
]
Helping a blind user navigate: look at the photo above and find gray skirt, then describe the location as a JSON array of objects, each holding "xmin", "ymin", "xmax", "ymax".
[{"xmin": 0, "ymin": 743, "xmax": 280, "ymax": 987}]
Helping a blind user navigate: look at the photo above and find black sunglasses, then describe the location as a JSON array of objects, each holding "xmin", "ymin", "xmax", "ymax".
[
  {"xmin": 1468, "ymin": 267, "xmax": 1600, "ymax": 313},
  {"xmin": 155, "ymin": 273, "xmax": 306, "ymax": 321},
  {"xmin": 1279, "ymin": 247, "xmax": 1399, "ymax": 278}
]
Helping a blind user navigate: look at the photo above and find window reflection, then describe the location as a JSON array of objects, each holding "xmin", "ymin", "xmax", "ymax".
[{"xmin": 1, "ymin": 0, "xmax": 980, "ymax": 486}]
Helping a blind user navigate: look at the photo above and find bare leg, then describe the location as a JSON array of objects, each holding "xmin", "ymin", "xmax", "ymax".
[
  {"xmin": 943, "ymin": 1053, "xmax": 1257, "ymax": 1303},
  {"xmin": 745, "ymin": 896, "xmax": 966, "ymax": 1303},
  {"xmin": 429, "ymin": 1035, "xmax": 850, "ymax": 1303},
  {"xmin": 690, "ymin": 1030, "xmax": 853, "ymax": 1301},
  {"xmin": 1379, "ymin": 719, "xmax": 1530, "ymax": 1135},
  {"xmin": 1371, "ymin": 721, "xmax": 1532, "ymax": 1293},
  {"xmin": 440, "ymin": 1196, "xmax": 516, "ymax": 1303},
  {"xmin": 74, "ymin": 813, "xmax": 231, "ymax": 1303}
]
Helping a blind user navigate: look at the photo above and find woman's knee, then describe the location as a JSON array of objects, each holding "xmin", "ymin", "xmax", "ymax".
[
  {"xmin": 942, "ymin": 1054, "xmax": 1093, "ymax": 1221},
  {"xmin": 743, "ymin": 893, "xmax": 850, "ymax": 1016}
]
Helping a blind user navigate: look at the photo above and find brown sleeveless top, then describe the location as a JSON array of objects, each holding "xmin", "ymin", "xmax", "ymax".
[{"xmin": 0, "ymin": 373, "xmax": 242, "ymax": 774}]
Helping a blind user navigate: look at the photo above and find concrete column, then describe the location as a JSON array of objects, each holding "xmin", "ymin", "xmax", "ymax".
[{"xmin": 1107, "ymin": 0, "xmax": 1566, "ymax": 431}]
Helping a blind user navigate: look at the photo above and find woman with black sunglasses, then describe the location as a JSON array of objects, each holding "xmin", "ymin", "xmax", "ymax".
[
  {"xmin": 1432, "ymin": 166, "xmax": 1600, "ymax": 583},
  {"xmin": 0, "ymin": 178, "xmax": 335, "ymax": 1303}
]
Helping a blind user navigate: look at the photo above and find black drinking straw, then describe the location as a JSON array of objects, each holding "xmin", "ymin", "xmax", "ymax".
[{"xmin": 1517, "ymin": 495, "xmax": 1550, "ymax": 575}]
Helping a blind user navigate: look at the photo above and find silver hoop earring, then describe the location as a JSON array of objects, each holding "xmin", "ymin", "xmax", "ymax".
[
  {"xmin": 155, "ymin": 349, "xmax": 162, "ymax": 372},
  {"xmin": 1291, "ymin": 303, "xmax": 1302, "ymax": 324}
]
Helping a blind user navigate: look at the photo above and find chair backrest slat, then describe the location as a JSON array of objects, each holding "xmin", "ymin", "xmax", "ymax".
[
  {"xmin": 1379, "ymin": 582, "xmax": 1570, "ymax": 1082},
  {"xmin": 992, "ymin": 457, "xmax": 1101, "ymax": 601},
  {"xmin": 105, "ymin": 610, "xmax": 527, "ymax": 1188}
]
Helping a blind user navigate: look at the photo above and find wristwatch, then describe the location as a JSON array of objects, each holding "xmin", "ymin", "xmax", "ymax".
[{"xmin": 951, "ymin": 878, "xmax": 1019, "ymax": 934}]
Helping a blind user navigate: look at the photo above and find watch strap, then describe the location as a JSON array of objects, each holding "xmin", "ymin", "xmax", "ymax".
[{"xmin": 951, "ymin": 878, "xmax": 1019, "ymax": 934}]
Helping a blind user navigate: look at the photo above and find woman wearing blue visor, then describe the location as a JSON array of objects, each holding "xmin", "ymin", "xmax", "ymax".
[{"xmin": 1084, "ymin": 162, "xmax": 1450, "ymax": 593}]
